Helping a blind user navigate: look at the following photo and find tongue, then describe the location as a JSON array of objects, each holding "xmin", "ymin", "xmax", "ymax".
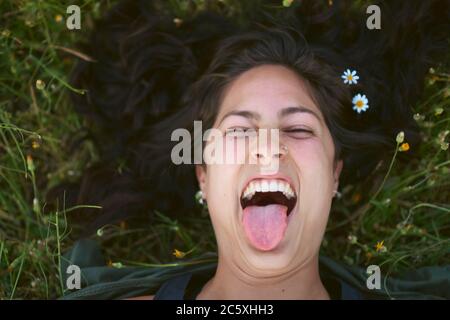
[{"xmin": 242, "ymin": 204, "xmax": 288, "ymax": 251}]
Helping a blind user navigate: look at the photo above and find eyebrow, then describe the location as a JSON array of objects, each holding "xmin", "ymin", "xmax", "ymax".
[
  {"xmin": 279, "ymin": 106, "xmax": 322, "ymax": 123},
  {"xmin": 218, "ymin": 106, "xmax": 322, "ymax": 125},
  {"xmin": 218, "ymin": 110, "xmax": 261, "ymax": 125}
]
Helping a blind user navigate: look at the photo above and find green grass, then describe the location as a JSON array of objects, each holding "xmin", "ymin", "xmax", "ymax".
[{"xmin": 0, "ymin": 0, "xmax": 449, "ymax": 299}]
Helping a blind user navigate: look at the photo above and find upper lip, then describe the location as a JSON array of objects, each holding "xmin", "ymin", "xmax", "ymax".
[{"xmin": 240, "ymin": 173, "xmax": 298, "ymax": 199}]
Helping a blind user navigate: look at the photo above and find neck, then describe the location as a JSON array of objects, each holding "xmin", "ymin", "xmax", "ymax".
[{"xmin": 196, "ymin": 253, "xmax": 329, "ymax": 300}]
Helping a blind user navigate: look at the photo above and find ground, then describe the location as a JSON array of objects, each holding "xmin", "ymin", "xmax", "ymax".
[{"xmin": 0, "ymin": 0, "xmax": 449, "ymax": 299}]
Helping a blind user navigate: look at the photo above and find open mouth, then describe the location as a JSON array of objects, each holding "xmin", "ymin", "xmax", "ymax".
[
  {"xmin": 239, "ymin": 179, "xmax": 298, "ymax": 251},
  {"xmin": 240, "ymin": 179, "xmax": 297, "ymax": 215}
]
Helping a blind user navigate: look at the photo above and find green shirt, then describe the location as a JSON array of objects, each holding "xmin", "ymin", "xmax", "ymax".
[{"xmin": 61, "ymin": 239, "xmax": 450, "ymax": 300}]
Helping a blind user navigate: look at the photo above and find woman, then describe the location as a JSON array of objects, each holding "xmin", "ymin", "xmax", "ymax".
[{"xmin": 63, "ymin": 0, "xmax": 449, "ymax": 299}]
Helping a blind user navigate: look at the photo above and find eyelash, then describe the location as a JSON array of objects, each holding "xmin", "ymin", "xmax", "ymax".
[
  {"xmin": 225, "ymin": 127, "xmax": 255, "ymax": 136},
  {"xmin": 283, "ymin": 128, "xmax": 313, "ymax": 133},
  {"xmin": 283, "ymin": 128, "xmax": 314, "ymax": 139}
]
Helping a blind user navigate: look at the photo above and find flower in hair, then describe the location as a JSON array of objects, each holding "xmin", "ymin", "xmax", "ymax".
[
  {"xmin": 352, "ymin": 93, "xmax": 369, "ymax": 113},
  {"xmin": 341, "ymin": 69, "xmax": 359, "ymax": 85}
]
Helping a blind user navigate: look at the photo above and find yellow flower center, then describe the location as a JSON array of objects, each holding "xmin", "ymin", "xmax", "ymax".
[
  {"xmin": 347, "ymin": 75, "xmax": 353, "ymax": 80},
  {"xmin": 356, "ymin": 100, "xmax": 364, "ymax": 108}
]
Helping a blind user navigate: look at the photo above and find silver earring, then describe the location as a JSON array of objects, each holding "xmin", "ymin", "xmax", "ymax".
[
  {"xmin": 333, "ymin": 190, "xmax": 342, "ymax": 199},
  {"xmin": 195, "ymin": 190, "xmax": 204, "ymax": 205}
]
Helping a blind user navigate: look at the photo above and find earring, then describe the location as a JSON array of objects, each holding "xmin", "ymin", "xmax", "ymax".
[
  {"xmin": 333, "ymin": 190, "xmax": 342, "ymax": 199},
  {"xmin": 195, "ymin": 190, "xmax": 204, "ymax": 205}
]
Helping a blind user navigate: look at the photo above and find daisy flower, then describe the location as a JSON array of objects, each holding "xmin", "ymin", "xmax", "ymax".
[
  {"xmin": 341, "ymin": 69, "xmax": 359, "ymax": 85},
  {"xmin": 352, "ymin": 93, "xmax": 369, "ymax": 113}
]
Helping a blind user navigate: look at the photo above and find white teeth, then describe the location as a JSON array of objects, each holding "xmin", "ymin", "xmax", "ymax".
[
  {"xmin": 269, "ymin": 181, "xmax": 277, "ymax": 192},
  {"xmin": 261, "ymin": 181, "xmax": 269, "ymax": 192},
  {"xmin": 278, "ymin": 181, "xmax": 285, "ymax": 192},
  {"xmin": 241, "ymin": 179, "xmax": 296, "ymax": 201}
]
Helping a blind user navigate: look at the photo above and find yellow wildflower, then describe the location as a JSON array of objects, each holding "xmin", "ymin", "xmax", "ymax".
[
  {"xmin": 398, "ymin": 142, "xmax": 410, "ymax": 152},
  {"xmin": 173, "ymin": 249, "xmax": 186, "ymax": 259},
  {"xmin": 375, "ymin": 240, "xmax": 386, "ymax": 253}
]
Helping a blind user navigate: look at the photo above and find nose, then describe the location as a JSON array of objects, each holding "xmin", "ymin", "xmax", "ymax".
[
  {"xmin": 251, "ymin": 144, "xmax": 288, "ymax": 161},
  {"xmin": 249, "ymin": 130, "xmax": 288, "ymax": 166}
]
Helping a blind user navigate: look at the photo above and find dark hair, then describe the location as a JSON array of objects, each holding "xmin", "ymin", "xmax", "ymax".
[
  {"xmin": 183, "ymin": 27, "xmax": 387, "ymax": 171},
  {"xmin": 65, "ymin": 0, "xmax": 449, "ymax": 232}
]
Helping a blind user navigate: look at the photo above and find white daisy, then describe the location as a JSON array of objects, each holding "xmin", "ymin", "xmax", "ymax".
[
  {"xmin": 352, "ymin": 94, "xmax": 369, "ymax": 113},
  {"xmin": 341, "ymin": 69, "xmax": 359, "ymax": 85}
]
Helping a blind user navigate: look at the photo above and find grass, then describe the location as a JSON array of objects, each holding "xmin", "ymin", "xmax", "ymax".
[{"xmin": 0, "ymin": 0, "xmax": 449, "ymax": 299}]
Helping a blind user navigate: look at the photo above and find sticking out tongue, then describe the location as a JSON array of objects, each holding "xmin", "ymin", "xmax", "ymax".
[{"xmin": 242, "ymin": 204, "xmax": 288, "ymax": 251}]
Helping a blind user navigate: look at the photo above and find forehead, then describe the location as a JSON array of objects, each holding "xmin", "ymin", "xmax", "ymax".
[{"xmin": 217, "ymin": 64, "xmax": 322, "ymax": 121}]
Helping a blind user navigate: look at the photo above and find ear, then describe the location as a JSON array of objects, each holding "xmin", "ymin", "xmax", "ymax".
[
  {"xmin": 195, "ymin": 165, "xmax": 207, "ymax": 199},
  {"xmin": 333, "ymin": 160, "xmax": 343, "ymax": 191}
]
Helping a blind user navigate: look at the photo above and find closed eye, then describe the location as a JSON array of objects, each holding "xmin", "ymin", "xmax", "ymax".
[
  {"xmin": 282, "ymin": 127, "xmax": 314, "ymax": 139},
  {"xmin": 225, "ymin": 127, "xmax": 256, "ymax": 137}
]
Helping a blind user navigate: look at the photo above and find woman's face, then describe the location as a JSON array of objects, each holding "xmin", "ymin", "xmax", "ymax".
[{"xmin": 196, "ymin": 64, "xmax": 342, "ymax": 276}]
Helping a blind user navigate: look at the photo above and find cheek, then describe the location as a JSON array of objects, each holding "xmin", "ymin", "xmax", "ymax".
[
  {"xmin": 205, "ymin": 164, "xmax": 240, "ymax": 218},
  {"xmin": 290, "ymin": 139, "xmax": 335, "ymax": 239},
  {"xmin": 289, "ymin": 138, "xmax": 335, "ymax": 186}
]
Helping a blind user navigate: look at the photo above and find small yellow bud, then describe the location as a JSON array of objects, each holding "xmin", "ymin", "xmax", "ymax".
[
  {"xmin": 398, "ymin": 142, "xmax": 410, "ymax": 152},
  {"xmin": 173, "ymin": 249, "xmax": 186, "ymax": 259},
  {"xmin": 26, "ymin": 155, "xmax": 35, "ymax": 172}
]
